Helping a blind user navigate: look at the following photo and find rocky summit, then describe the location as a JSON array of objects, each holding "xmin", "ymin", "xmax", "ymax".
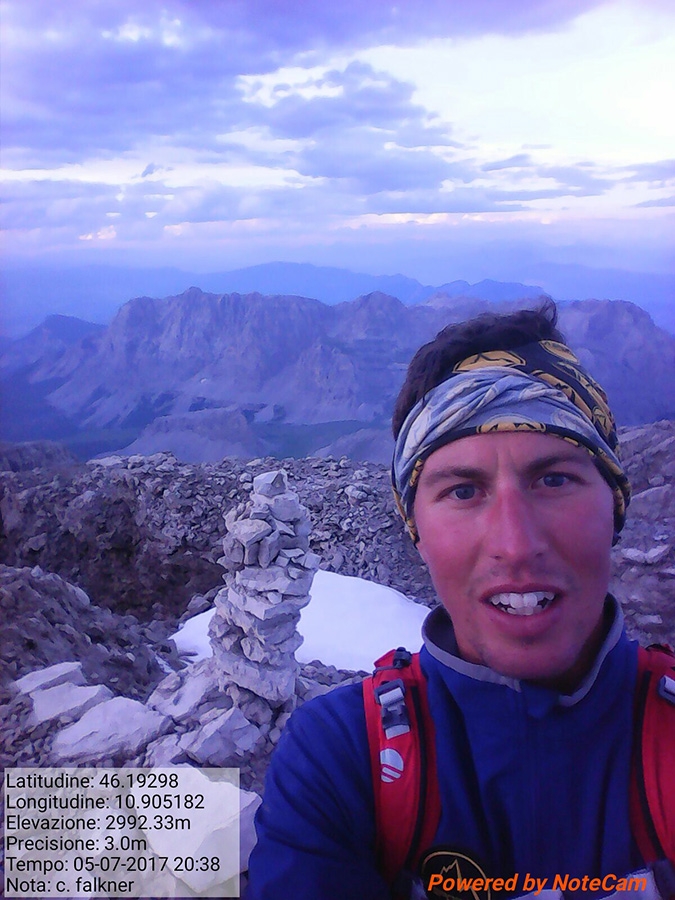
[{"xmin": 0, "ymin": 422, "xmax": 673, "ymax": 888}]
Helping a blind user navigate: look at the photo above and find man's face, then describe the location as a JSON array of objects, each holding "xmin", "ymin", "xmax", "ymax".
[{"xmin": 413, "ymin": 431, "xmax": 615, "ymax": 691}]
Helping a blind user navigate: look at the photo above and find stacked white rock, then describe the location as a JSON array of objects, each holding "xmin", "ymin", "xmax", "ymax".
[{"xmin": 209, "ymin": 470, "xmax": 320, "ymax": 706}]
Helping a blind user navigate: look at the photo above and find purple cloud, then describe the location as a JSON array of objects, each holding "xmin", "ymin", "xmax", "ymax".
[
  {"xmin": 482, "ymin": 154, "xmax": 533, "ymax": 171},
  {"xmin": 634, "ymin": 195, "xmax": 675, "ymax": 208},
  {"xmin": 2, "ymin": 0, "xmax": 608, "ymax": 165},
  {"xmin": 620, "ymin": 160, "xmax": 675, "ymax": 184},
  {"xmin": 0, "ymin": 180, "xmax": 120, "ymax": 230},
  {"xmin": 2, "ymin": 0, "xmax": 670, "ymax": 279}
]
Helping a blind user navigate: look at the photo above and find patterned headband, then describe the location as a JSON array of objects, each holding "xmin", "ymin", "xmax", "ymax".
[{"xmin": 392, "ymin": 340, "xmax": 631, "ymax": 542}]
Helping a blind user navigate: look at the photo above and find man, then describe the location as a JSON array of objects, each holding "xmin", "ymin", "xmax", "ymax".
[{"xmin": 246, "ymin": 302, "xmax": 672, "ymax": 899}]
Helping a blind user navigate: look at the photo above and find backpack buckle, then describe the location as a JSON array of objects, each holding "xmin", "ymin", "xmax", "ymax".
[
  {"xmin": 657, "ymin": 674, "xmax": 675, "ymax": 706},
  {"xmin": 392, "ymin": 647, "xmax": 413, "ymax": 669},
  {"xmin": 375, "ymin": 678, "xmax": 411, "ymax": 738}
]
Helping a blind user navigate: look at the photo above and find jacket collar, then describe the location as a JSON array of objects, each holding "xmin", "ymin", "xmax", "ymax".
[{"xmin": 422, "ymin": 595, "xmax": 625, "ymax": 707}]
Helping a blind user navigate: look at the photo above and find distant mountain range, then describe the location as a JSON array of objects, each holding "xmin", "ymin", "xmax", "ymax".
[
  {"xmin": 2, "ymin": 261, "xmax": 674, "ymax": 336},
  {"xmin": 1, "ymin": 288, "xmax": 673, "ymax": 462}
]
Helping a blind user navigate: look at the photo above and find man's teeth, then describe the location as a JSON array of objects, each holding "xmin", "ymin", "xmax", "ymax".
[{"xmin": 488, "ymin": 591, "xmax": 556, "ymax": 616}]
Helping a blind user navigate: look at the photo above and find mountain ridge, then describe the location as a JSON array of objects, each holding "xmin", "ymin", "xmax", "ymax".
[
  {"xmin": 2, "ymin": 289, "xmax": 673, "ymax": 461},
  {"xmin": 6, "ymin": 260, "xmax": 673, "ymax": 335}
]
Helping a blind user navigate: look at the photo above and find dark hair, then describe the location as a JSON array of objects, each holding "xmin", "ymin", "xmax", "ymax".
[{"xmin": 392, "ymin": 299, "xmax": 564, "ymax": 438}]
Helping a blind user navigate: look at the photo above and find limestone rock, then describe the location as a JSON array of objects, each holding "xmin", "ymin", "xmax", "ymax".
[
  {"xmin": 220, "ymin": 533, "xmax": 245, "ymax": 568},
  {"xmin": 241, "ymin": 631, "xmax": 303, "ymax": 665},
  {"xmin": 15, "ymin": 661, "xmax": 86, "ymax": 694},
  {"xmin": 216, "ymin": 586, "xmax": 303, "ymax": 622},
  {"xmin": 236, "ymin": 566, "xmax": 307, "ymax": 596},
  {"xmin": 181, "ymin": 707, "xmax": 262, "ymax": 765},
  {"xmin": 229, "ymin": 518, "xmax": 273, "ymax": 548},
  {"xmin": 251, "ymin": 494, "xmax": 306, "ymax": 523},
  {"xmin": 224, "ymin": 604, "xmax": 300, "ymax": 643},
  {"xmin": 148, "ymin": 660, "xmax": 223, "ymax": 722},
  {"xmin": 142, "ymin": 733, "xmax": 185, "ymax": 766},
  {"xmin": 213, "ymin": 649, "xmax": 297, "ymax": 704},
  {"xmin": 629, "ymin": 484, "xmax": 674, "ymax": 518},
  {"xmin": 29, "ymin": 682, "xmax": 113, "ymax": 726},
  {"xmin": 253, "ymin": 471, "xmax": 289, "ymax": 497},
  {"xmin": 258, "ymin": 531, "xmax": 281, "ymax": 568},
  {"xmin": 621, "ymin": 545, "xmax": 671, "ymax": 566},
  {"xmin": 51, "ymin": 696, "xmax": 171, "ymax": 762}
]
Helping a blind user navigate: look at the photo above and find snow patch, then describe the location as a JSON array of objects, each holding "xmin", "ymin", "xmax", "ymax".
[{"xmin": 170, "ymin": 569, "xmax": 428, "ymax": 672}]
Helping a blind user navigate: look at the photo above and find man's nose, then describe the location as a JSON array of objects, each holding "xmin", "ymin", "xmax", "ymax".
[{"xmin": 483, "ymin": 486, "xmax": 548, "ymax": 562}]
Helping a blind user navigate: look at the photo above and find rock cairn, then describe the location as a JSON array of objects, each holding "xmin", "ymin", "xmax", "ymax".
[{"xmin": 210, "ymin": 470, "xmax": 320, "ymax": 706}]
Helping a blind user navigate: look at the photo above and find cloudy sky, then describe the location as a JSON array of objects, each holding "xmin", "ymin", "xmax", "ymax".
[{"xmin": 2, "ymin": 0, "xmax": 674, "ymax": 284}]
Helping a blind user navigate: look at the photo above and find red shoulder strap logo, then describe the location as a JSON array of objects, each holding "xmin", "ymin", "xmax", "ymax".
[
  {"xmin": 630, "ymin": 644, "xmax": 675, "ymax": 866},
  {"xmin": 363, "ymin": 649, "xmax": 441, "ymax": 886}
]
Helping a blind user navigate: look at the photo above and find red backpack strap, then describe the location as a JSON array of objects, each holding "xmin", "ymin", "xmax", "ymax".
[
  {"xmin": 630, "ymin": 644, "xmax": 675, "ymax": 866},
  {"xmin": 363, "ymin": 648, "xmax": 441, "ymax": 888}
]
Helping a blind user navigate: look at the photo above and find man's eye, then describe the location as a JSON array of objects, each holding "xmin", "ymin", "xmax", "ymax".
[
  {"xmin": 541, "ymin": 472, "xmax": 569, "ymax": 488},
  {"xmin": 449, "ymin": 484, "xmax": 477, "ymax": 500}
]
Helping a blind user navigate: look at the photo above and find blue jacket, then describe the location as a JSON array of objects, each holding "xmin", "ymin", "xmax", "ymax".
[{"xmin": 246, "ymin": 598, "xmax": 642, "ymax": 899}]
